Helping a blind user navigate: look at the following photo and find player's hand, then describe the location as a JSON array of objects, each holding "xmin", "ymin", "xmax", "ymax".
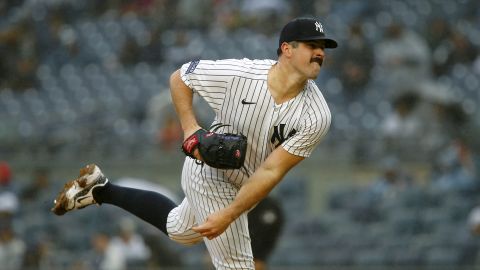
[
  {"xmin": 192, "ymin": 210, "xmax": 235, "ymax": 240},
  {"xmin": 183, "ymin": 126, "xmax": 204, "ymax": 161}
]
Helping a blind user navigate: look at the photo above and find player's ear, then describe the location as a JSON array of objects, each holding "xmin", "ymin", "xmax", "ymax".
[{"xmin": 280, "ymin": 42, "xmax": 293, "ymax": 57}]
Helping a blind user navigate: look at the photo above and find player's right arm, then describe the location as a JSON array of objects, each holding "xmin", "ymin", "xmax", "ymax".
[
  {"xmin": 170, "ymin": 69, "xmax": 204, "ymax": 161},
  {"xmin": 169, "ymin": 69, "xmax": 202, "ymax": 139},
  {"xmin": 171, "ymin": 59, "xmax": 240, "ymax": 158}
]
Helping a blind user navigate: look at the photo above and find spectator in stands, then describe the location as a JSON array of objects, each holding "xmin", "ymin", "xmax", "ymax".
[
  {"xmin": 445, "ymin": 30, "xmax": 478, "ymax": 67},
  {"xmin": 0, "ymin": 165, "xmax": 20, "ymax": 264},
  {"xmin": 430, "ymin": 137, "xmax": 476, "ymax": 192},
  {"xmin": 424, "ymin": 18, "xmax": 451, "ymax": 51},
  {"xmin": 109, "ymin": 217, "xmax": 151, "ymax": 269},
  {"xmin": 22, "ymin": 232, "xmax": 56, "ymax": 270},
  {"xmin": 351, "ymin": 156, "xmax": 415, "ymax": 223},
  {"xmin": 0, "ymin": 1, "xmax": 7, "ymax": 18},
  {"xmin": 431, "ymin": 28, "xmax": 478, "ymax": 77},
  {"xmin": 468, "ymin": 205, "xmax": 480, "ymax": 235},
  {"xmin": 374, "ymin": 21, "xmax": 431, "ymax": 93},
  {"xmin": 1, "ymin": 19, "xmax": 39, "ymax": 91},
  {"xmin": 367, "ymin": 156, "xmax": 414, "ymax": 201},
  {"xmin": 0, "ymin": 222, "xmax": 25, "ymax": 270},
  {"xmin": 0, "ymin": 162, "xmax": 19, "ymax": 219},
  {"xmin": 334, "ymin": 20, "xmax": 374, "ymax": 100},
  {"xmin": 119, "ymin": 37, "xmax": 143, "ymax": 66},
  {"xmin": 463, "ymin": 113, "xmax": 480, "ymax": 255},
  {"xmin": 0, "ymin": 162, "xmax": 14, "ymax": 192},
  {"xmin": 140, "ymin": 27, "xmax": 165, "ymax": 65},
  {"xmin": 20, "ymin": 167, "xmax": 52, "ymax": 204},
  {"xmin": 424, "ymin": 18, "xmax": 452, "ymax": 77},
  {"xmin": 90, "ymin": 232, "xmax": 126, "ymax": 270},
  {"xmin": 163, "ymin": 29, "xmax": 195, "ymax": 66},
  {"xmin": 424, "ymin": 86, "xmax": 477, "ymax": 192},
  {"xmin": 119, "ymin": 27, "xmax": 164, "ymax": 66},
  {"xmin": 0, "ymin": 40, "xmax": 8, "ymax": 89},
  {"xmin": 379, "ymin": 91, "xmax": 423, "ymax": 161},
  {"xmin": 40, "ymin": 10, "xmax": 95, "ymax": 67},
  {"xmin": 464, "ymin": 110, "xmax": 480, "ymax": 179},
  {"xmin": 240, "ymin": 0, "xmax": 289, "ymax": 35},
  {"xmin": 421, "ymin": 85, "xmax": 470, "ymax": 160},
  {"xmin": 176, "ymin": 0, "xmax": 214, "ymax": 30}
]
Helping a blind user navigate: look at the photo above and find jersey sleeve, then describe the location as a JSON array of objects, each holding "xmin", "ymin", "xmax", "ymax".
[
  {"xmin": 281, "ymin": 87, "xmax": 332, "ymax": 157},
  {"xmin": 180, "ymin": 59, "xmax": 240, "ymax": 114}
]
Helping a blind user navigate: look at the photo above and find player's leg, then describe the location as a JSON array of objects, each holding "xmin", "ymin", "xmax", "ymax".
[
  {"xmin": 164, "ymin": 197, "xmax": 203, "ymax": 245},
  {"xmin": 52, "ymin": 164, "xmax": 176, "ymax": 235},
  {"xmin": 51, "ymin": 163, "xmax": 204, "ymax": 245},
  {"xmin": 204, "ymin": 213, "xmax": 253, "ymax": 270},
  {"xmin": 95, "ymin": 181, "xmax": 204, "ymax": 245},
  {"xmin": 182, "ymin": 160, "xmax": 255, "ymax": 270},
  {"xmin": 92, "ymin": 181, "xmax": 177, "ymax": 235}
]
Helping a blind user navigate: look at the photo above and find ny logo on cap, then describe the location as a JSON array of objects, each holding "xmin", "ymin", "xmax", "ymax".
[{"xmin": 315, "ymin": 21, "xmax": 323, "ymax": 33}]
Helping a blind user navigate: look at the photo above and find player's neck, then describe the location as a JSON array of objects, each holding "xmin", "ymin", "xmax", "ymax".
[{"xmin": 267, "ymin": 62, "xmax": 307, "ymax": 104}]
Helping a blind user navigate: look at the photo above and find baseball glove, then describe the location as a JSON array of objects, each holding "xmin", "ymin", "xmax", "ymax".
[{"xmin": 182, "ymin": 126, "xmax": 247, "ymax": 169}]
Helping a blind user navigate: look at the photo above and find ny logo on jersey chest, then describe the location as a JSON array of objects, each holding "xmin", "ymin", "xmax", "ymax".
[{"xmin": 271, "ymin": 124, "xmax": 297, "ymax": 148}]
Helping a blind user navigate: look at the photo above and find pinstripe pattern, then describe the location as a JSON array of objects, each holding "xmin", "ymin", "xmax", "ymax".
[{"xmin": 167, "ymin": 58, "xmax": 331, "ymax": 269}]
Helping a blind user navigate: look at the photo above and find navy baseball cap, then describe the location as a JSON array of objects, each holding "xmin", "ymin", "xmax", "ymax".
[{"xmin": 277, "ymin": 18, "xmax": 338, "ymax": 55}]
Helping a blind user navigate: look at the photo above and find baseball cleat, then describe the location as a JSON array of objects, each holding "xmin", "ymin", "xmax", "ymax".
[{"xmin": 51, "ymin": 164, "xmax": 108, "ymax": 215}]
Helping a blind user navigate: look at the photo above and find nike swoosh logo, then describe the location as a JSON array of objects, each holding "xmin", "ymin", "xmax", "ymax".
[
  {"xmin": 76, "ymin": 196, "xmax": 90, "ymax": 204},
  {"xmin": 241, "ymin": 98, "xmax": 256, "ymax": 105}
]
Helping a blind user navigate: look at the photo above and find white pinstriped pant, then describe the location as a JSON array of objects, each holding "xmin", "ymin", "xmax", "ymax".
[{"xmin": 166, "ymin": 159, "xmax": 254, "ymax": 270}]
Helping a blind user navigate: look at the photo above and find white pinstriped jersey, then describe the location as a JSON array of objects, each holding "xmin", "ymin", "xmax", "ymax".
[
  {"xmin": 167, "ymin": 58, "xmax": 331, "ymax": 270},
  {"xmin": 180, "ymin": 58, "xmax": 331, "ymax": 186}
]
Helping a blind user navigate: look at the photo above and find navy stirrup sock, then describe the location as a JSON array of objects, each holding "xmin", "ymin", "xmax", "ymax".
[{"xmin": 92, "ymin": 182, "xmax": 176, "ymax": 235}]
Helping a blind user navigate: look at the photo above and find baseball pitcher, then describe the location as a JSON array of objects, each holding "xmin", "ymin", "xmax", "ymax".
[{"xmin": 52, "ymin": 17, "xmax": 337, "ymax": 270}]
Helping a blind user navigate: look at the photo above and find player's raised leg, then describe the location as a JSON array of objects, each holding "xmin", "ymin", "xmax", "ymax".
[{"xmin": 51, "ymin": 164, "xmax": 177, "ymax": 235}]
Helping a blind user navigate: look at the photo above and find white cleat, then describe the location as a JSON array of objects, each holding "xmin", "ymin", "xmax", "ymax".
[{"xmin": 51, "ymin": 164, "xmax": 108, "ymax": 215}]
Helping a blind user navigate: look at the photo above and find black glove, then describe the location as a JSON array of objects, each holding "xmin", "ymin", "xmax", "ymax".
[{"xmin": 182, "ymin": 129, "xmax": 247, "ymax": 169}]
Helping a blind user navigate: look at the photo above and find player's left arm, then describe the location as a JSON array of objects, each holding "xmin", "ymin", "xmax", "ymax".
[{"xmin": 192, "ymin": 147, "xmax": 304, "ymax": 239}]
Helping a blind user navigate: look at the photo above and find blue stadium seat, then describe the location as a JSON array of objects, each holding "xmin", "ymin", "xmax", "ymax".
[{"xmin": 425, "ymin": 247, "xmax": 462, "ymax": 266}]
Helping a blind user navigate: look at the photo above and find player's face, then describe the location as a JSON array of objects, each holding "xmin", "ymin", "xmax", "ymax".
[{"xmin": 290, "ymin": 41, "xmax": 326, "ymax": 79}]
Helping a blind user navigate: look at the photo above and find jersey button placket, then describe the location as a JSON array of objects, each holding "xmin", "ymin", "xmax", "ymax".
[
  {"xmin": 273, "ymin": 102, "xmax": 282, "ymax": 112},
  {"xmin": 271, "ymin": 103, "xmax": 282, "ymax": 126}
]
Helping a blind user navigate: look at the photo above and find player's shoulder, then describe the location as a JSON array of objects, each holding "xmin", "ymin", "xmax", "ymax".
[
  {"xmin": 303, "ymin": 80, "xmax": 328, "ymax": 104},
  {"xmin": 201, "ymin": 58, "xmax": 274, "ymax": 76},
  {"xmin": 238, "ymin": 58, "xmax": 276, "ymax": 68},
  {"xmin": 301, "ymin": 80, "xmax": 331, "ymax": 117}
]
